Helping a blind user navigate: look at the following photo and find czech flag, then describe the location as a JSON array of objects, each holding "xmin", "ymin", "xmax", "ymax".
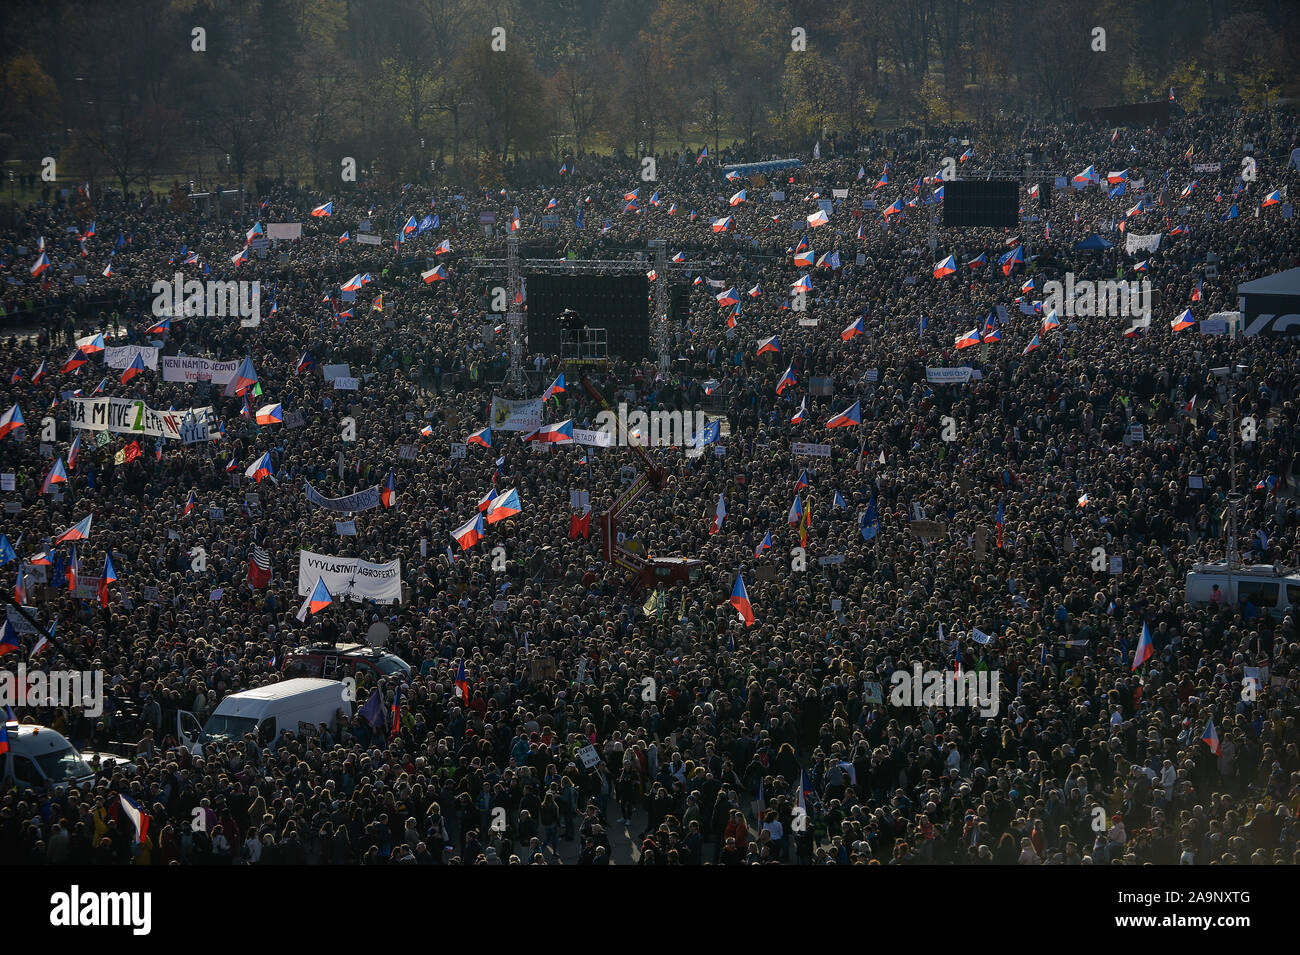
[
  {"xmin": 525, "ymin": 419, "xmax": 574, "ymax": 444},
  {"xmin": 255, "ymin": 403, "xmax": 283, "ymax": 426},
  {"xmin": 793, "ymin": 248, "xmax": 815, "ymax": 267},
  {"xmin": 967, "ymin": 252, "xmax": 986, "ymax": 269},
  {"xmin": 341, "ymin": 273, "xmax": 366, "ymax": 292},
  {"xmin": 61, "ymin": 349, "xmax": 91, "ymax": 374},
  {"xmin": 298, "ymin": 577, "xmax": 333, "ymax": 620},
  {"xmin": 67, "ymin": 431, "xmax": 81, "ymax": 470},
  {"xmin": 182, "ymin": 489, "xmax": 196, "ymax": 516},
  {"xmin": 511, "ymin": 207, "xmax": 521, "ymax": 231},
  {"xmin": 826, "ymin": 400, "xmax": 861, "ymax": 428},
  {"xmin": 1261, "ymin": 189, "xmax": 1282, "ymax": 208},
  {"xmin": 42, "ymin": 457, "xmax": 68, "ymax": 494},
  {"xmin": 0, "ymin": 403, "xmax": 25, "ymax": 440},
  {"xmin": 455, "ymin": 659, "xmax": 469, "ymax": 700},
  {"xmin": 76, "ymin": 333, "xmax": 106, "ymax": 354},
  {"xmin": 999, "ymin": 246, "xmax": 1024, "ymax": 275},
  {"xmin": 543, "ymin": 373, "xmax": 566, "ymax": 402},
  {"xmin": 0, "ymin": 624, "xmax": 20, "ymax": 656},
  {"xmin": 468, "ymin": 427, "xmax": 492, "ymax": 448},
  {"xmin": 729, "ymin": 189, "xmax": 747, "ymax": 206},
  {"xmin": 806, "ymin": 209, "xmax": 830, "ymax": 228},
  {"xmin": 435, "ymin": 239, "xmax": 451, "ymax": 255},
  {"xmin": 233, "ymin": 357, "xmax": 259, "ymax": 395},
  {"xmin": 1077, "ymin": 493, "xmax": 1090, "ymax": 508},
  {"xmin": 1201, "ymin": 718, "xmax": 1220, "ymax": 755},
  {"xmin": 712, "ymin": 216, "xmax": 733, "ymax": 233},
  {"xmin": 1132, "ymin": 622, "xmax": 1154, "ymax": 670},
  {"xmin": 955, "ymin": 328, "xmax": 981, "ymax": 349},
  {"xmin": 451, "ymin": 513, "xmax": 485, "ymax": 550},
  {"xmin": 119, "ymin": 794, "xmax": 150, "ymax": 845},
  {"xmin": 882, "ymin": 199, "xmax": 902, "ymax": 218},
  {"xmin": 1072, "ymin": 165, "xmax": 1096, "ymax": 184},
  {"xmin": 753, "ymin": 531, "xmax": 772, "ymax": 558},
  {"xmin": 338, "ymin": 232, "xmax": 349, "ymax": 243},
  {"xmin": 311, "ymin": 201, "xmax": 333, "ymax": 217},
  {"xmin": 716, "ymin": 287, "xmax": 740, "ymax": 306},
  {"xmin": 477, "ymin": 487, "xmax": 498, "ymax": 512},
  {"xmin": 791, "ymin": 274, "xmax": 813, "ymax": 293},
  {"xmin": 730, "ymin": 572, "xmax": 755, "ymax": 626},
  {"xmin": 1171, "ymin": 309, "xmax": 1196, "ymax": 332},
  {"xmin": 756, "ymin": 335, "xmax": 780, "ymax": 356},
  {"xmin": 933, "ymin": 255, "xmax": 957, "ymax": 278},
  {"xmin": 983, "ymin": 327, "xmax": 1002, "ymax": 344},
  {"xmin": 710, "ymin": 493, "xmax": 726, "ymax": 534},
  {"xmin": 31, "ymin": 361, "xmax": 47, "ymax": 385},
  {"xmin": 787, "ymin": 494, "xmax": 803, "ymax": 527},
  {"xmin": 295, "ymin": 352, "xmax": 314, "ymax": 375},
  {"xmin": 841, "ymin": 316, "xmax": 864, "ymax": 341},
  {"xmin": 959, "ymin": 147, "xmax": 974, "ymax": 163},
  {"xmin": 791, "ymin": 397, "xmax": 806, "ymax": 424},
  {"xmin": 121, "ymin": 352, "xmax": 146, "ymax": 384},
  {"xmin": 381, "ymin": 468, "xmax": 397, "ymax": 508},
  {"xmin": 54, "ymin": 514, "xmax": 93, "ymax": 544},
  {"xmin": 231, "ymin": 247, "xmax": 249, "ymax": 266},
  {"xmin": 30, "ymin": 252, "xmax": 51, "ymax": 276},
  {"xmin": 245, "ymin": 452, "xmax": 274, "ymax": 483},
  {"xmin": 776, "ymin": 364, "xmax": 797, "ymax": 395},
  {"xmin": 486, "ymin": 488, "xmax": 522, "ymax": 523},
  {"xmin": 671, "ymin": 251, "xmax": 685, "ymax": 263},
  {"xmin": 1042, "ymin": 310, "xmax": 1060, "ymax": 332},
  {"xmin": 748, "ymin": 283, "xmax": 762, "ymax": 298},
  {"xmin": 421, "ymin": 265, "xmax": 447, "ymax": 283},
  {"xmin": 146, "ymin": 317, "xmax": 170, "ymax": 336},
  {"xmin": 1023, "ymin": 333, "xmax": 1041, "ymax": 355},
  {"xmin": 97, "ymin": 552, "xmax": 116, "ymax": 608}
]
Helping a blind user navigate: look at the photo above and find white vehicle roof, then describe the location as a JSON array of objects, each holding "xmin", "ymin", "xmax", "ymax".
[
  {"xmin": 210, "ymin": 678, "xmax": 346, "ymax": 719},
  {"xmin": 6, "ymin": 724, "xmax": 78, "ymax": 757}
]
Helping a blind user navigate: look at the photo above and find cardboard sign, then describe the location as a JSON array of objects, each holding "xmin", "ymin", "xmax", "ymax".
[
  {"xmin": 577, "ymin": 744, "xmax": 601, "ymax": 768},
  {"xmin": 530, "ymin": 655, "xmax": 557, "ymax": 681},
  {"xmin": 909, "ymin": 520, "xmax": 947, "ymax": 538}
]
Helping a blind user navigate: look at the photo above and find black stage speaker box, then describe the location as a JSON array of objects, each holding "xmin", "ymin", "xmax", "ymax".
[
  {"xmin": 943, "ymin": 180, "xmax": 1019, "ymax": 228},
  {"xmin": 526, "ymin": 273, "xmax": 650, "ymax": 361}
]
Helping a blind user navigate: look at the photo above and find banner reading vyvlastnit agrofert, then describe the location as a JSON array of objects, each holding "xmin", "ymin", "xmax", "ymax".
[{"xmin": 297, "ymin": 550, "xmax": 402, "ymax": 604}]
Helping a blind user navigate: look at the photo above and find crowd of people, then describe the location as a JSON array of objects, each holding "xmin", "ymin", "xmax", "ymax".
[{"xmin": 2, "ymin": 101, "xmax": 1300, "ymax": 865}]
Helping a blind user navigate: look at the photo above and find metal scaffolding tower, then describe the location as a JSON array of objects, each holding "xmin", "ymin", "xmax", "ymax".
[
  {"xmin": 648, "ymin": 239, "xmax": 670, "ymax": 377},
  {"xmin": 505, "ymin": 234, "xmax": 525, "ymax": 393}
]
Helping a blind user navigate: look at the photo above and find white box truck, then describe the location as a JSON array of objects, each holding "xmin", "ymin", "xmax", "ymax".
[
  {"xmin": 178, "ymin": 678, "xmax": 352, "ymax": 755},
  {"xmin": 1184, "ymin": 562, "xmax": 1300, "ymax": 617}
]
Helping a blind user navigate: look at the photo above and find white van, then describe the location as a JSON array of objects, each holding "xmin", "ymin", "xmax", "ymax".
[
  {"xmin": 1, "ymin": 722, "xmax": 131, "ymax": 791},
  {"xmin": 1184, "ymin": 562, "xmax": 1300, "ymax": 617},
  {"xmin": 178, "ymin": 678, "xmax": 351, "ymax": 755}
]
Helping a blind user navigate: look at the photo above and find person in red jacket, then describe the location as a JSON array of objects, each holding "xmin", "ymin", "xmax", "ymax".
[{"xmin": 724, "ymin": 809, "xmax": 749, "ymax": 854}]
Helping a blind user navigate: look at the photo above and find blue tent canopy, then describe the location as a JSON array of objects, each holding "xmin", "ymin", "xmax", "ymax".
[
  {"xmin": 1074, "ymin": 233, "xmax": 1113, "ymax": 251},
  {"xmin": 720, "ymin": 159, "xmax": 803, "ymax": 178}
]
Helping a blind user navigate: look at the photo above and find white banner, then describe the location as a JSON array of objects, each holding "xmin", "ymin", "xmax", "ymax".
[
  {"xmin": 67, "ymin": 397, "xmax": 212, "ymax": 440},
  {"xmin": 104, "ymin": 345, "xmax": 158, "ymax": 371},
  {"xmin": 1192, "ymin": 162, "xmax": 1222, "ymax": 174},
  {"xmin": 926, "ymin": 367, "xmax": 973, "ymax": 384},
  {"xmin": 573, "ymin": 428, "xmax": 615, "ymax": 447},
  {"xmin": 267, "ymin": 223, "xmax": 302, "ymax": 240},
  {"xmin": 322, "ymin": 364, "xmax": 351, "ymax": 381},
  {"xmin": 792, "ymin": 442, "xmax": 832, "ymax": 457},
  {"xmin": 490, "ymin": 396, "xmax": 543, "ymax": 432},
  {"xmin": 297, "ymin": 550, "xmax": 402, "ymax": 604},
  {"xmin": 332, "ymin": 377, "xmax": 359, "ymax": 391},
  {"xmin": 162, "ymin": 356, "xmax": 239, "ymax": 384},
  {"xmin": 1126, "ymin": 232, "xmax": 1163, "ymax": 255}
]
